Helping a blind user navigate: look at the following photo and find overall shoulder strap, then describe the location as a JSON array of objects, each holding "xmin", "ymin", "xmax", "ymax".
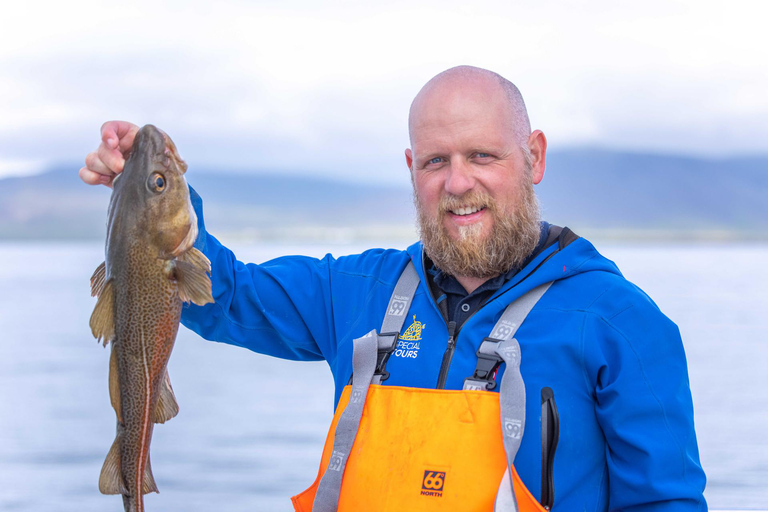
[
  {"xmin": 463, "ymin": 282, "xmax": 552, "ymax": 391},
  {"xmin": 463, "ymin": 282, "xmax": 553, "ymax": 512},
  {"xmin": 313, "ymin": 260, "xmax": 420, "ymax": 512},
  {"xmin": 373, "ymin": 260, "xmax": 420, "ymax": 383}
]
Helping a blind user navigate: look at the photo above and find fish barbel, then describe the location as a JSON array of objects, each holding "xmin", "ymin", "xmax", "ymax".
[{"xmin": 89, "ymin": 124, "xmax": 213, "ymax": 511}]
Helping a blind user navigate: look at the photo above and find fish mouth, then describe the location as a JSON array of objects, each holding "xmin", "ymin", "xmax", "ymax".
[{"xmin": 159, "ymin": 130, "xmax": 188, "ymax": 174}]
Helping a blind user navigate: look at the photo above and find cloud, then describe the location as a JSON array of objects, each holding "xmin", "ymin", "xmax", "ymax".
[{"xmin": 1, "ymin": 0, "xmax": 767, "ymax": 179}]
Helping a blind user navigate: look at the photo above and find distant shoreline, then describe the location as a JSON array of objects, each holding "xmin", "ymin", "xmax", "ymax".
[{"xmin": 2, "ymin": 227, "xmax": 767, "ymax": 245}]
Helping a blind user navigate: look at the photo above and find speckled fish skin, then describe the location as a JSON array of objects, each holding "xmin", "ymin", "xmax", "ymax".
[{"xmin": 89, "ymin": 125, "xmax": 213, "ymax": 512}]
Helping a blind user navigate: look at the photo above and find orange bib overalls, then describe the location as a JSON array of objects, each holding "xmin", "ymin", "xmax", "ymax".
[{"xmin": 292, "ymin": 262, "xmax": 551, "ymax": 512}]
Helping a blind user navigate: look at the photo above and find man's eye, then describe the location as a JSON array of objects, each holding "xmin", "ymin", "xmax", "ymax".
[
  {"xmin": 428, "ymin": 157, "xmax": 443, "ymax": 165},
  {"xmin": 475, "ymin": 153, "xmax": 491, "ymax": 158}
]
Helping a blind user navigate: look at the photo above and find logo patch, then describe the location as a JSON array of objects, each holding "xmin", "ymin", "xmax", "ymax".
[
  {"xmin": 499, "ymin": 344, "xmax": 519, "ymax": 364},
  {"xmin": 328, "ymin": 450, "xmax": 345, "ymax": 471},
  {"xmin": 503, "ymin": 417, "xmax": 523, "ymax": 439},
  {"xmin": 490, "ymin": 320, "xmax": 517, "ymax": 340},
  {"xmin": 388, "ymin": 295, "xmax": 409, "ymax": 316},
  {"xmin": 394, "ymin": 315, "xmax": 425, "ymax": 359},
  {"xmin": 421, "ymin": 470, "xmax": 445, "ymax": 497}
]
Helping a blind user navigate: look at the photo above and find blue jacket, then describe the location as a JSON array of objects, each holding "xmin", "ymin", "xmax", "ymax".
[{"xmin": 182, "ymin": 189, "xmax": 707, "ymax": 511}]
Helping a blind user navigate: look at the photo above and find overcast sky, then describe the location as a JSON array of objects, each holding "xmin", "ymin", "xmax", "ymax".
[{"xmin": 1, "ymin": 0, "xmax": 766, "ymax": 184}]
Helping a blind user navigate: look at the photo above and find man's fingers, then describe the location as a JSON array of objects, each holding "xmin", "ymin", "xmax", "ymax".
[
  {"xmin": 117, "ymin": 126, "xmax": 139, "ymax": 153},
  {"xmin": 79, "ymin": 166, "xmax": 113, "ymax": 187},
  {"xmin": 79, "ymin": 121, "xmax": 137, "ymax": 188},
  {"xmin": 100, "ymin": 121, "xmax": 122, "ymax": 147},
  {"xmin": 85, "ymin": 150, "xmax": 118, "ymax": 176},
  {"xmin": 96, "ymin": 143, "xmax": 126, "ymax": 174},
  {"xmin": 101, "ymin": 121, "xmax": 139, "ymax": 154}
]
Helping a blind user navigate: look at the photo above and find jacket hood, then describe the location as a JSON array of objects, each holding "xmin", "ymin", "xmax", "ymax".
[{"xmin": 405, "ymin": 229, "xmax": 623, "ymax": 300}]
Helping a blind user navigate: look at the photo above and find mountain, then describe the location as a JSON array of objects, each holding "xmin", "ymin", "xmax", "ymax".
[
  {"xmin": 538, "ymin": 150, "xmax": 768, "ymax": 238},
  {"xmin": 0, "ymin": 165, "xmax": 416, "ymax": 241},
  {"xmin": 0, "ymin": 150, "xmax": 766, "ymax": 241}
]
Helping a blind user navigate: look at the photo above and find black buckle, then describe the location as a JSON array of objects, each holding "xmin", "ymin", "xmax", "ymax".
[
  {"xmin": 471, "ymin": 337, "xmax": 503, "ymax": 390},
  {"xmin": 375, "ymin": 331, "xmax": 400, "ymax": 382}
]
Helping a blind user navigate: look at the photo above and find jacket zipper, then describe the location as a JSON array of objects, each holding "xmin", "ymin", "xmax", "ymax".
[{"xmin": 436, "ymin": 321, "xmax": 457, "ymax": 389}]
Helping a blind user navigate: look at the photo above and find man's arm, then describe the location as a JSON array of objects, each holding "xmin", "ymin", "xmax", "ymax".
[
  {"xmin": 180, "ymin": 187, "xmax": 333, "ymax": 361},
  {"xmin": 585, "ymin": 287, "xmax": 707, "ymax": 511}
]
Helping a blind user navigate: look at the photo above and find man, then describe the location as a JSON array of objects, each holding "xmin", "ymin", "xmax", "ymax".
[{"xmin": 80, "ymin": 66, "xmax": 707, "ymax": 510}]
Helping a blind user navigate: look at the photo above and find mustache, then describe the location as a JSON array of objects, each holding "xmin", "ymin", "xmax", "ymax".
[{"xmin": 438, "ymin": 191, "xmax": 497, "ymax": 214}]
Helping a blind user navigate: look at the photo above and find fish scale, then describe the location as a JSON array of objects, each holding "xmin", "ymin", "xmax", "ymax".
[{"xmin": 89, "ymin": 124, "xmax": 214, "ymax": 512}]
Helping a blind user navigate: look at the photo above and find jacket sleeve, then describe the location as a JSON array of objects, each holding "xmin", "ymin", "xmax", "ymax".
[
  {"xmin": 179, "ymin": 186, "xmax": 333, "ymax": 362},
  {"xmin": 584, "ymin": 287, "xmax": 707, "ymax": 511}
]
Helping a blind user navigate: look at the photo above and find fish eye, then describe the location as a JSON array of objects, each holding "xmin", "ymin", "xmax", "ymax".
[{"xmin": 149, "ymin": 172, "xmax": 166, "ymax": 193}]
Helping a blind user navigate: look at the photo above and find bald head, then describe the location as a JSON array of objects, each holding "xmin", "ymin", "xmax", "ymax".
[{"xmin": 408, "ymin": 66, "xmax": 531, "ymax": 149}]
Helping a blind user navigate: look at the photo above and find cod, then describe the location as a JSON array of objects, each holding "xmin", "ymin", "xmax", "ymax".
[{"xmin": 89, "ymin": 124, "xmax": 213, "ymax": 511}]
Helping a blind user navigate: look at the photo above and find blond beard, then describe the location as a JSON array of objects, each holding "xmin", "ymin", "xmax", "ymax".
[{"xmin": 415, "ymin": 177, "xmax": 541, "ymax": 279}]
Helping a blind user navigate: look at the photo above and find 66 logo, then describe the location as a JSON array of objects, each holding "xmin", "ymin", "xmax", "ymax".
[{"xmin": 422, "ymin": 470, "xmax": 445, "ymax": 491}]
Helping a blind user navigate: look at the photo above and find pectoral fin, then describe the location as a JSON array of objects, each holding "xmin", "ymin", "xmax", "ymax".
[
  {"xmin": 174, "ymin": 258, "xmax": 214, "ymax": 306},
  {"xmin": 177, "ymin": 247, "xmax": 211, "ymax": 273},
  {"xmin": 90, "ymin": 279, "xmax": 115, "ymax": 346},
  {"xmin": 153, "ymin": 371, "xmax": 179, "ymax": 424},
  {"xmin": 90, "ymin": 261, "xmax": 106, "ymax": 297},
  {"xmin": 99, "ymin": 435, "xmax": 128, "ymax": 495}
]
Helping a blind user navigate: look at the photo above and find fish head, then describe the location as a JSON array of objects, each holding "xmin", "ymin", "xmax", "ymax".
[{"xmin": 109, "ymin": 124, "xmax": 197, "ymax": 259}]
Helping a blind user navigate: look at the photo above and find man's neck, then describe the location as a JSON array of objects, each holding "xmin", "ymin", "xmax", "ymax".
[{"xmin": 454, "ymin": 274, "xmax": 497, "ymax": 294}]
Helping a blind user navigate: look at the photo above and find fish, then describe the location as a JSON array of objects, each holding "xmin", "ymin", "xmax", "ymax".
[{"xmin": 89, "ymin": 124, "xmax": 214, "ymax": 512}]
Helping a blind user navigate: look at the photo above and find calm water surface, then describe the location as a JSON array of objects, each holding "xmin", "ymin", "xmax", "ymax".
[{"xmin": 0, "ymin": 241, "xmax": 766, "ymax": 511}]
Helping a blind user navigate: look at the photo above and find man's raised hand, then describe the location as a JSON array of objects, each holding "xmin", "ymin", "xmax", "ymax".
[{"xmin": 79, "ymin": 121, "xmax": 139, "ymax": 187}]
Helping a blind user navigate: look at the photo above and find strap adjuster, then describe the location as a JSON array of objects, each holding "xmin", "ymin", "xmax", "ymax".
[
  {"xmin": 375, "ymin": 331, "xmax": 400, "ymax": 382},
  {"xmin": 469, "ymin": 337, "xmax": 504, "ymax": 390}
]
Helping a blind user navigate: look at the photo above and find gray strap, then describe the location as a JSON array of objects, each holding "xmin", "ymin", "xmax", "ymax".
[
  {"xmin": 313, "ymin": 261, "xmax": 421, "ymax": 511},
  {"xmin": 380, "ymin": 260, "xmax": 420, "ymax": 334},
  {"xmin": 485, "ymin": 282, "xmax": 553, "ymax": 512},
  {"xmin": 464, "ymin": 282, "xmax": 553, "ymax": 390},
  {"xmin": 494, "ymin": 469, "xmax": 516, "ymax": 512},
  {"xmin": 494, "ymin": 337, "xmax": 524, "ymax": 512},
  {"xmin": 373, "ymin": 261, "xmax": 420, "ymax": 384},
  {"xmin": 490, "ymin": 281, "xmax": 552, "ymax": 344},
  {"xmin": 313, "ymin": 330, "xmax": 378, "ymax": 512}
]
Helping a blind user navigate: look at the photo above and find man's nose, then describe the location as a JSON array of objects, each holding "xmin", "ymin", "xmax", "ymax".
[{"xmin": 444, "ymin": 159, "xmax": 474, "ymax": 196}]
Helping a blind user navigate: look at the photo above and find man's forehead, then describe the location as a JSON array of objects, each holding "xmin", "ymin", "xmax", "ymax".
[{"xmin": 411, "ymin": 86, "xmax": 513, "ymax": 147}]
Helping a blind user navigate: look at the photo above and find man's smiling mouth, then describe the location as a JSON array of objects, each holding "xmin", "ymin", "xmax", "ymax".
[{"xmin": 449, "ymin": 206, "xmax": 486, "ymax": 216}]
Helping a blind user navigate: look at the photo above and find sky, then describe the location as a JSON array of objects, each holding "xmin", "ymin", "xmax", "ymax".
[{"xmin": 1, "ymin": 0, "xmax": 766, "ymax": 185}]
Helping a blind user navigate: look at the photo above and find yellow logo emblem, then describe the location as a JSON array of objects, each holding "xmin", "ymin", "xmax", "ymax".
[{"xmin": 400, "ymin": 315, "xmax": 426, "ymax": 341}]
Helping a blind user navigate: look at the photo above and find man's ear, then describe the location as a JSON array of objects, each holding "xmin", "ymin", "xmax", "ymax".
[
  {"xmin": 405, "ymin": 148, "xmax": 414, "ymax": 171},
  {"xmin": 528, "ymin": 130, "xmax": 547, "ymax": 184}
]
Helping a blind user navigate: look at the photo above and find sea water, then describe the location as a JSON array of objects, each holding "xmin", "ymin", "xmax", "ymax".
[{"xmin": 0, "ymin": 241, "xmax": 766, "ymax": 511}]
